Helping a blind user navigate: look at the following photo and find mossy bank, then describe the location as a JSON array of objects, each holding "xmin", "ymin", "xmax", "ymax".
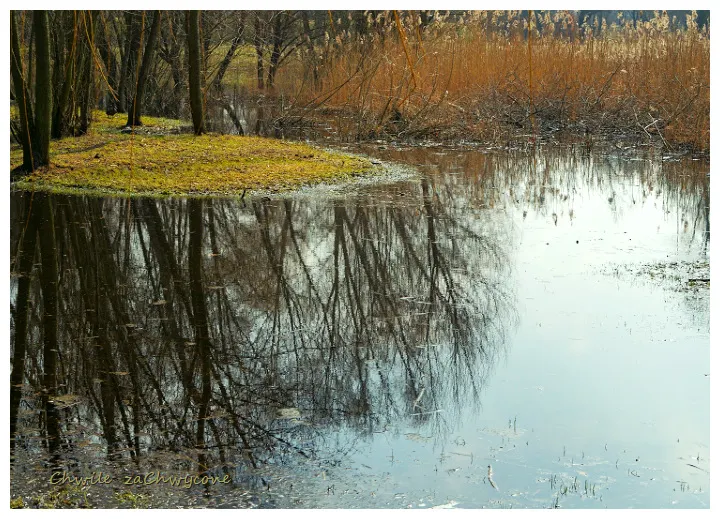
[{"xmin": 10, "ymin": 112, "xmax": 378, "ymax": 197}]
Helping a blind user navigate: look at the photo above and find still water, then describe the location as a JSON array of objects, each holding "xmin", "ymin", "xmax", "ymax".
[{"xmin": 9, "ymin": 146, "xmax": 709, "ymax": 508}]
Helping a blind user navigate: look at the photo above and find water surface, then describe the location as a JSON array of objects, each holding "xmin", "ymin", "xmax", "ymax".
[{"xmin": 9, "ymin": 146, "xmax": 709, "ymax": 508}]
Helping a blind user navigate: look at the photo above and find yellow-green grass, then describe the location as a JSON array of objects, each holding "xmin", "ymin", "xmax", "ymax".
[{"xmin": 11, "ymin": 112, "xmax": 376, "ymax": 196}]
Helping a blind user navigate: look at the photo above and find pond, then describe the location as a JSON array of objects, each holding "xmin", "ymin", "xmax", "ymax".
[{"xmin": 9, "ymin": 145, "xmax": 710, "ymax": 509}]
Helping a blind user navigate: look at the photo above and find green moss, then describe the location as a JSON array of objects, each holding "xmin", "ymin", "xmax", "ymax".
[{"xmin": 11, "ymin": 111, "xmax": 378, "ymax": 196}]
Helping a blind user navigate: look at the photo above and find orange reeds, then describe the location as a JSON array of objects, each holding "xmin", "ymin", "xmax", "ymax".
[{"xmin": 271, "ymin": 10, "xmax": 709, "ymax": 149}]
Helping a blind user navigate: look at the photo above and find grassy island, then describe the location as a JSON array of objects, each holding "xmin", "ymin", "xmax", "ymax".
[{"xmin": 10, "ymin": 112, "xmax": 376, "ymax": 197}]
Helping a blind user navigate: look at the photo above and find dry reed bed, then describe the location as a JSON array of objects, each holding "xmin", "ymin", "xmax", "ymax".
[{"xmin": 276, "ymin": 11, "xmax": 709, "ymax": 151}]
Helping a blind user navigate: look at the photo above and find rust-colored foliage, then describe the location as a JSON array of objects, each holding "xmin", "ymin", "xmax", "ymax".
[{"xmin": 273, "ymin": 10, "xmax": 709, "ymax": 150}]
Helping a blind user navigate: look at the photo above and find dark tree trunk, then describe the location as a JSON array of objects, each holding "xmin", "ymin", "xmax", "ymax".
[
  {"xmin": 10, "ymin": 11, "xmax": 35, "ymax": 172},
  {"xmin": 127, "ymin": 10, "xmax": 162, "ymax": 127},
  {"xmin": 186, "ymin": 10, "xmax": 205, "ymax": 135},
  {"xmin": 117, "ymin": 12, "xmax": 141, "ymax": 114},
  {"xmin": 78, "ymin": 12, "xmax": 96, "ymax": 135},
  {"xmin": 32, "ymin": 10, "xmax": 52, "ymax": 169},
  {"xmin": 210, "ymin": 19, "xmax": 244, "ymax": 93},
  {"xmin": 267, "ymin": 12, "xmax": 284, "ymax": 90},
  {"xmin": 51, "ymin": 11, "xmax": 76, "ymax": 139},
  {"xmin": 50, "ymin": 11, "xmax": 62, "ymax": 109},
  {"xmin": 27, "ymin": 21, "xmax": 34, "ymax": 93}
]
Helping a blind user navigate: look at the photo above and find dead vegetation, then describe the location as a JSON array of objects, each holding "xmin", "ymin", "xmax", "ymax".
[{"xmin": 268, "ymin": 11, "xmax": 709, "ymax": 152}]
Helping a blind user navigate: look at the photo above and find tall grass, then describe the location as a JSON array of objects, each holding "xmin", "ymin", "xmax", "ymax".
[{"xmin": 273, "ymin": 11, "xmax": 709, "ymax": 150}]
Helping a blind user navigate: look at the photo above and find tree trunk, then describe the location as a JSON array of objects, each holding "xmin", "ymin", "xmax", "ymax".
[
  {"xmin": 33, "ymin": 11, "xmax": 52, "ymax": 169},
  {"xmin": 210, "ymin": 20, "xmax": 244, "ymax": 93},
  {"xmin": 51, "ymin": 11, "xmax": 77, "ymax": 139},
  {"xmin": 267, "ymin": 12, "xmax": 284, "ymax": 90},
  {"xmin": 127, "ymin": 10, "xmax": 162, "ymax": 127},
  {"xmin": 186, "ymin": 10, "xmax": 205, "ymax": 135},
  {"xmin": 10, "ymin": 11, "xmax": 35, "ymax": 172},
  {"xmin": 117, "ymin": 12, "xmax": 140, "ymax": 114},
  {"xmin": 27, "ymin": 21, "xmax": 35, "ymax": 94},
  {"xmin": 78, "ymin": 12, "xmax": 96, "ymax": 135}
]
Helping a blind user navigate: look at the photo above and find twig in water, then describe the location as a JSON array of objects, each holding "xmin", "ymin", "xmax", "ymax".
[
  {"xmin": 409, "ymin": 409, "xmax": 443, "ymax": 416},
  {"xmin": 412, "ymin": 387, "xmax": 425, "ymax": 410},
  {"xmin": 487, "ymin": 465, "xmax": 499, "ymax": 491}
]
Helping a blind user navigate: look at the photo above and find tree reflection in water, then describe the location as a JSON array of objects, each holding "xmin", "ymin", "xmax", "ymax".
[
  {"xmin": 10, "ymin": 147, "xmax": 709, "ymax": 506},
  {"xmin": 9, "ymin": 177, "xmax": 515, "ymax": 502}
]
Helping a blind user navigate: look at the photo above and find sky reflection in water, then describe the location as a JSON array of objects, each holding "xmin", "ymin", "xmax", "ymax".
[{"xmin": 9, "ymin": 147, "xmax": 709, "ymax": 508}]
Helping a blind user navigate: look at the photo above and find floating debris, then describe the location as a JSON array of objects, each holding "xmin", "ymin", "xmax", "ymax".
[
  {"xmin": 277, "ymin": 408, "xmax": 302, "ymax": 419},
  {"xmin": 488, "ymin": 465, "xmax": 499, "ymax": 491},
  {"xmin": 431, "ymin": 500, "xmax": 459, "ymax": 509}
]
